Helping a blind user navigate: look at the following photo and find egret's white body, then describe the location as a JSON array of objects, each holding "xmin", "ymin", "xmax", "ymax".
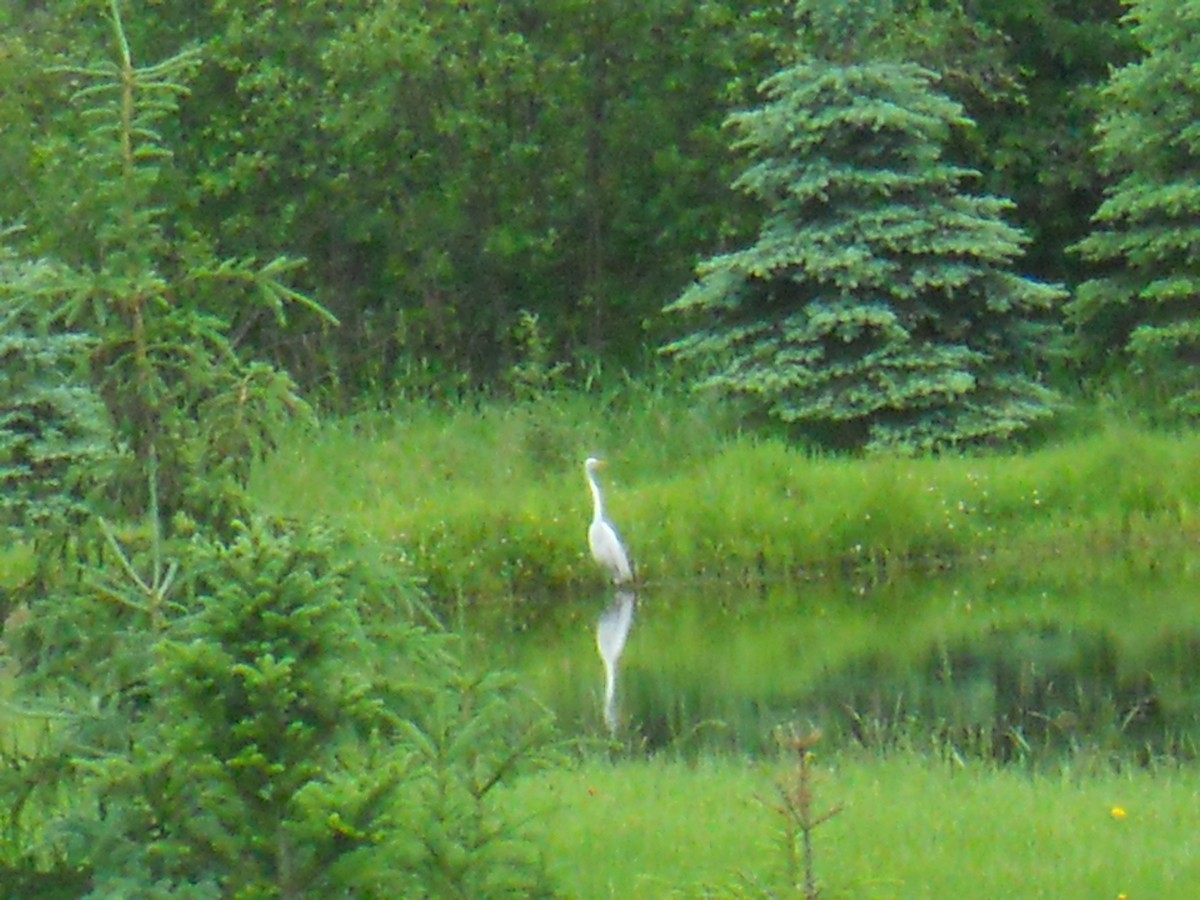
[
  {"xmin": 596, "ymin": 589, "xmax": 636, "ymax": 733},
  {"xmin": 584, "ymin": 457, "xmax": 634, "ymax": 585}
]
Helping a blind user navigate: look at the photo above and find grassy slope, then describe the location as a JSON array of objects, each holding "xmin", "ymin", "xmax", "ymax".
[
  {"xmin": 508, "ymin": 751, "xmax": 1200, "ymax": 898},
  {"xmin": 250, "ymin": 389, "xmax": 1200, "ymax": 605}
]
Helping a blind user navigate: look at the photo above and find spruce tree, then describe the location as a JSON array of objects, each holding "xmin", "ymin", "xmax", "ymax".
[
  {"xmin": 23, "ymin": 0, "xmax": 334, "ymax": 530},
  {"xmin": 1070, "ymin": 0, "xmax": 1200, "ymax": 414},
  {"xmin": 0, "ymin": 247, "xmax": 112, "ymax": 561},
  {"xmin": 663, "ymin": 59, "xmax": 1065, "ymax": 452}
]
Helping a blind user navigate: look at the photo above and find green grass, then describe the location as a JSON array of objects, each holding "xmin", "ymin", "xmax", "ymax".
[
  {"xmin": 250, "ymin": 387, "xmax": 1200, "ymax": 605},
  {"xmin": 506, "ymin": 750, "xmax": 1200, "ymax": 898},
  {"xmin": 0, "ymin": 542, "xmax": 33, "ymax": 588}
]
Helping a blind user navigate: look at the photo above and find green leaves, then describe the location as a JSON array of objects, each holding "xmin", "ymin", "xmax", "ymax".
[
  {"xmin": 1, "ymin": 2, "xmax": 332, "ymax": 532},
  {"xmin": 664, "ymin": 58, "xmax": 1064, "ymax": 452},
  {"xmin": 2, "ymin": 1, "xmax": 1137, "ymax": 390},
  {"xmin": 188, "ymin": 255, "xmax": 339, "ymax": 327}
]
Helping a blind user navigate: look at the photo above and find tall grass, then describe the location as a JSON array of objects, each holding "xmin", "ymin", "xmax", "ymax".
[
  {"xmin": 505, "ymin": 750, "xmax": 1200, "ymax": 897},
  {"xmin": 250, "ymin": 384, "xmax": 1200, "ymax": 605}
]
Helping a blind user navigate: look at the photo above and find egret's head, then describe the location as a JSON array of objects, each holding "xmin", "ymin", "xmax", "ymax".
[{"xmin": 584, "ymin": 456, "xmax": 604, "ymax": 474}]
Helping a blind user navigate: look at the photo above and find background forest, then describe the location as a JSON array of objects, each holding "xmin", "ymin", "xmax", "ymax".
[
  {"xmin": 3, "ymin": 0, "xmax": 1160, "ymax": 406},
  {"xmin": 3, "ymin": 0, "xmax": 1200, "ymax": 895}
]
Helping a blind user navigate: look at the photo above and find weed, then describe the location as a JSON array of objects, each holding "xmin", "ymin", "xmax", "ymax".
[
  {"xmin": 505, "ymin": 309, "xmax": 570, "ymax": 402},
  {"xmin": 772, "ymin": 729, "xmax": 843, "ymax": 898}
]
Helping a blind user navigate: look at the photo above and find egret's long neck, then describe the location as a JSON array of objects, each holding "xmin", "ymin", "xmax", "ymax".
[{"xmin": 587, "ymin": 470, "xmax": 605, "ymax": 523}]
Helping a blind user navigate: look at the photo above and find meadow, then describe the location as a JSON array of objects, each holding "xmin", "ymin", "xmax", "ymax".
[
  {"xmin": 245, "ymin": 383, "xmax": 1200, "ymax": 895},
  {"xmin": 251, "ymin": 381, "xmax": 1200, "ymax": 607},
  {"xmin": 505, "ymin": 750, "xmax": 1200, "ymax": 898}
]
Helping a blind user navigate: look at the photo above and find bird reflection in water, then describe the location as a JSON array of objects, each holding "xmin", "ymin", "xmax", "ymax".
[{"xmin": 596, "ymin": 588, "xmax": 636, "ymax": 734}]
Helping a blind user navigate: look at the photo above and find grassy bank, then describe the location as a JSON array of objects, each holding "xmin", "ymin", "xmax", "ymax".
[
  {"xmin": 250, "ymin": 388, "xmax": 1200, "ymax": 605},
  {"xmin": 507, "ymin": 750, "xmax": 1200, "ymax": 898}
]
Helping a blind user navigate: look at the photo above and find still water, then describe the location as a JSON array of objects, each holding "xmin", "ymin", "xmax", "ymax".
[{"xmin": 484, "ymin": 549, "xmax": 1200, "ymax": 759}]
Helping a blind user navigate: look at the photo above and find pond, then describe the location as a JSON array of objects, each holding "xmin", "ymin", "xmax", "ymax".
[{"xmin": 473, "ymin": 547, "xmax": 1200, "ymax": 761}]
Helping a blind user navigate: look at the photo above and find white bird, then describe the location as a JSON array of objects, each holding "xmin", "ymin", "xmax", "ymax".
[
  {"xmin": 584, "ymin": 456, "xmax": 634, "ymax": 585},
  {"xmin": 596, "ymin": 588, "xmax": 636, "ymax": 733}
]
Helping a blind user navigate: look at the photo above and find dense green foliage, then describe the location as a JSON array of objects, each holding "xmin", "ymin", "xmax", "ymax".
[
  {"xmin": 0, "ymin": 251, "xmax": 111, "ymax": 549},
  {"xmin": 0, "ymin": 0, "xmax": 1148, "ymax": 397},
  {"xmin": 1, "ymin": 7, "xmax": 559, "ymax": 896},
  {"xmin": 964, "ymin": 0, "xmax": 1134, "ymax": 281},
  {"xmin": 109, "ymin": 0, "xmax": 786, "ymax": 390},
  {"xmin": 1071, "ymin": 0, "xmax": 1200, "ymax": 412},
  {"xmin": 1, "ymin": 519, "xmax": 556, "ymax": 896},
  {"xmin": 5, "ymin": 1, "xmax": 329, "ymax": 530},
  {"xmin": 663, "ymin": 59, "xmax": 1065, "ymax": 451}
]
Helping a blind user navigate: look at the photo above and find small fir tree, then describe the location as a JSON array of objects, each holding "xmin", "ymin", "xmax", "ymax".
[
  {"xmin": 114, "ymin": 522, "xmax": 556, "ymax": 896},
  {"xmin": 1070, "ymin": 0, "xmax": 1200, "ymax": 415},
  {"xmin": 663, "ymin": 59, "xmax": 1065, "ymax": 452},
  {"xmin": 1, "ymin": 518, "xmax": 558, "ymax": 896},
  {"xmin": 0, "ymin": 248, "xmax": 112, "ymax": 555},
  {"xmin": 24, "ymin": 0, "xmax": 334, "ymax": 531}
]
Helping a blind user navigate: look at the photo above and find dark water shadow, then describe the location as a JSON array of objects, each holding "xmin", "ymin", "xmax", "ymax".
[
  {"xmin": 488, "ymin": 551, "xmax": 1200, "ymax": 763},
  {"xmin": 597, "ymin": 559, "xmax": 1200, "ymax": 761}
]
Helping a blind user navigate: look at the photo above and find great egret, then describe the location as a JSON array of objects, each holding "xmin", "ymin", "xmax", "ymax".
[
  {"xmin": 584, "ymin": 456, "xmax": 634, "ymax": 585},
  {"xmin": 596, "ymin": 588, "xmax": 636, "ymax": 733}
]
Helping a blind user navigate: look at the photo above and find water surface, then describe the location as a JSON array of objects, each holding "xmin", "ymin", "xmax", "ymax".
[{"xmin": 480, "ymin": 550, "xmax": 1200, "ymax": 758}]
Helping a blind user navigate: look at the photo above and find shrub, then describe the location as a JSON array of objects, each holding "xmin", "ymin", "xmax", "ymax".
[{"xmin": 1, "ymin": 518, "xmax": 558, "ymax": 896}]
